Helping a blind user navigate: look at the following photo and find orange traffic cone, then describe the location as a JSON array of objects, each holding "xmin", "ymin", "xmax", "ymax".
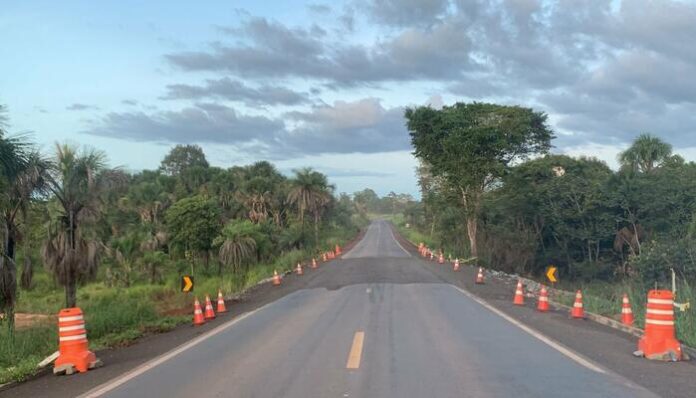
[
  {"xmin": 537, "ymin": 286, "xmax": 549, "ymax": 312},
  {"xmin": 429, "ymin": 251, "xmax": 434, "ymax": 261},
  {"xmin": 438, "ymin": 253, "xmax": 444, "ymax": 264},
  {"xmin": 621, "ymin": 293, "xmax": 633, "ymax": 326},
  {"xmin": 272, "ymin": 270, "xmax": 281, "ymax": 285},
  {"xmin": 571, "ymin": 290, "xmax": 584, "ymax": 319},
  {"xmin": 476, "ymin": 267, "xmax": 485, "ymax": 284},
  {"xmin": 311, "ymin": 258, "xmax": 318, "ymax": 269},
  {"xmin": 216, "ymin": 290, "xmax": 227, "ymax": 313},
  {"xmin": 453, "ymin": 258, "xmax": 460, "ymax": 271},
  {"xmin": 54, "ymin": 307, "xmax": 101, "ymax": 375},
  {"xmin": 513, "ymin": 280, "xmax": 524, "ymax": 305},
  {"xmin": 204, "ymin": 295, "xmax": 216, "ymax": 320},
  {"xmin": 335, "ymin": 244, "xmax": 341, "ymax": 255},
  {"xmin": 296, "ymin": 262, "xmax": 303, "ymax": 275},
  {"xmin": 322, "ymin": 252, "xmax": 328, "ymax": 262},
  {"xmin": 636, "ymin": 290, "xmax": 683, "ymax": 361},
  {"xmin": 192, "ymin": 297, "xmax": 206, "ymax": 326}
]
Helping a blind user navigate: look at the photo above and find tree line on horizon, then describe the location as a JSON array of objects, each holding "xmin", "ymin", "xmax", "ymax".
[
  {"xmin": 0, "ymin": 111, "xmax": 366, "ymax": 332},
  {"xmin": 405, "ymin": 102, "xmax": 696, "ymax": 286}
]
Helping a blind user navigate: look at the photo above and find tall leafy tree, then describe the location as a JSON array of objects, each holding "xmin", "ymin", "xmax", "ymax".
[
  {"xmin": 165, "ymin": 195, "xmax": 221, "ymax": 271},
  {"xmin": 159, "ymin": 144, "xmax": 209, "ymax": 176},
  {"xmin": 406, "ymin": 102, "xmax": 554, "ymax": 258},
  {"xmin": 42, "ymin": 144, "xmax": 110, "ymax": 308}
]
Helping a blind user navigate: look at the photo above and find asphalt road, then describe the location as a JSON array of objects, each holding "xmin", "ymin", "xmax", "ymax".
[{"xmin": 74, "ymin": 220, "xmax": 657, "ymax": 398}]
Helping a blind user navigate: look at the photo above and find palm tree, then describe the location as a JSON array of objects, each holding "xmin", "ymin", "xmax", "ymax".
[
  {"xmin": 0, "ymin": 132, "xmax": 31, "ymax": 331},
  {"xmin": 287, "ymin": 168, "xmax": 333, "ymax": 245},
  {"xmin": 42, "ymin": 143, "xmax": 110, "ymax": 308},
  {"xmin": 215, "ymin": 220, "xmax": 258, "ymax": 274},
  {"xmin": 619, "ymin": 134, "xmax": 672, "ymax": 173}
]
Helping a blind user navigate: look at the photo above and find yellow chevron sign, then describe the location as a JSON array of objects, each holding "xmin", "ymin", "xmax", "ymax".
[
  {"xmin": 546, "ymin": 266, "xmax": 557, "ymax": 283},
  {"xmin": 181, "ymin": 275, "xmax": 194, "ymax": 292}
]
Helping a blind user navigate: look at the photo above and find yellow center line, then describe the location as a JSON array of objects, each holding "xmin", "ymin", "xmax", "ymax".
[{"xmin": 346, "ymin": 331, "xmax": 365, "ymax": 369}]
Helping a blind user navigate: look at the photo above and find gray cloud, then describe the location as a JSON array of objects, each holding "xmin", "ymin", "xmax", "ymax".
[
  {"xmin": 162, "ymin": 77, "xmax": 310, "ymax": 106},
  {"xmin": 67, "ymin": 103, "xmax": 99, "ymax": 111},
  {"xmin": 307, "ymin": 3, "xmax": 331, "ymax": 14},
  {"xmin": 84, "ymin": 98, "xmax": 409, "ymax": 158},
  {"xmin": 86, "ymin": 103, "xmax": 284, "ymax": 146},
  {"xmin": 166, "ymin": 16, "xmax": 474, "ymax": 86},
  {"xmin": 361, "ymin": 0, "xmax": 449, "ymax": 27},
  {"xmin": 283, "ymin": 98, "xmax": 409, "ymax": 155},
  {"xmin": 121, "ymin": 99, "xmax": 139, "ymax": 106}
]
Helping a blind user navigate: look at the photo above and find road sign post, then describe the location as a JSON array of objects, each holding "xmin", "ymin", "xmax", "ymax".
[{"xmin": 181, "ymin": 275, "xmax": 194, "ymax": 293}]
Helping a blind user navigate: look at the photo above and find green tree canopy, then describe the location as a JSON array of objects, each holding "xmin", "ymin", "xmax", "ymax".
[
  {"xmin": 406, "ymin": 102, "xmax": 554, "ymax": 258},
  {"xmin": 159, "ymin": 144, "xmax": 209, "ymax": 176}
]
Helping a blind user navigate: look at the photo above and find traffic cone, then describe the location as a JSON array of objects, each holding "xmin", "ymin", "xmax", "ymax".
[
  {"xmin": 476, "ymin": 267, "xmax": 485, "ymax": 284},
  {"xmin": 216, "ymin": 290, "xmax": 227, "ymax": 313},
  {"xmin": 296, "ymin": 262, "xmax": 303, "ymax": 275},
  {"xmin": 438, "ymin": 253, "xmax": 444, "ymax": 264},
  {"xmin": 429, "ymin": 251, "xmax": 434, "ymax": 261},
  {"xmin": 453, "ymin": 258, "xmax": 460, "ymax": 271},
  {"xmin": 335, "ymin": 244, "xmax": 341, "ymax": 255},
  {"xmin": 621, "ymin": 293, "xmax": 633, "ymax": 326},
  {"xmin": 192, "ymin": 297, "xmax": 205, "ymax": 326},
  {"xmin": 204, "ymin": 295, "xmax": 216, "ymax": 320},
  {"xmin": 311, "ymin": 258, "xmax": 318, "ymax": 269},
  {"xmin": 54, "ymin": 307, "xmax": 101, "ymax": 375},
  {"xmin": 571, "ymin": 290, "xmax": 584, "ymax": 319},
  {"xmin": 513, "ymin": 280, "xmax": 524, "ymax": 305},
  {"xmin": 537, "ymin": 286, "xmax": 549, "ymax": 312},
  {"xmin": 272, "ymin": 270, "xmax": 281, "ymax": 285},
  {"xmin": 636, "ymin": 290, "xmax": 683, "ymax": 361},
  {"xmin": 322, "ymin": 253, "xmax": 328, "ymax": 262}
]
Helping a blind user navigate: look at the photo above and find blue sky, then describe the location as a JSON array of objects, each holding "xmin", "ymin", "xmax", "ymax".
[{"xmin": 3, "ymin": 0, "xmax": 696, "ymax": 196}]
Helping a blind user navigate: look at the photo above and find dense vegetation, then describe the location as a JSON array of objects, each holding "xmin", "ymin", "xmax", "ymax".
[
  {"xmin": 403, "ymin": 102, "xmax": 695, "ymax": 345},
  {"xmin": 0, "ymin": 109, "xmax": 366, "ymax": 381}
]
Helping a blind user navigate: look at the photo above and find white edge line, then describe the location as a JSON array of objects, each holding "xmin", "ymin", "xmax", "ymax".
[
  {"xmin": 78, "ymin": 302, "xmax": 273, "ymax": 398},
  {"xmin": 451, "ymin": 285, "xmax": 606, "ymax": 374},
  {"xmin": 387, "ymin": 223, "xmax": 412, "ymax": 258}
]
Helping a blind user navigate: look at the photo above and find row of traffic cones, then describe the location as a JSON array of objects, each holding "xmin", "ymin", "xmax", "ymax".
[
  {"xmin": 270, "ymin": 248, "xmax": 340, "ymax": 287},
  {"xmin": 193, "ymin": 290, "xmax": 228, "ymax": 326},
  {"xmin": 512, "ymin": 281, "xmax": 637, "ymax": 325}
]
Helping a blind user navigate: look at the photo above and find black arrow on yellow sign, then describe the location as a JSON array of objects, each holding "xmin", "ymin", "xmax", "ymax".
[{"xmin": 181, "ymin": 275, "xmax": 194, "ymax": 292}]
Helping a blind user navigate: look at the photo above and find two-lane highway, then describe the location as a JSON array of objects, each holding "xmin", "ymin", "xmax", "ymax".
[{"xmin": 76, "ymin": 220, "xmax": 656, "ymax": 398}]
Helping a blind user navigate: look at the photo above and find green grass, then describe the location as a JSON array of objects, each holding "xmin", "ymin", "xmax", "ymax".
[{"xmin": 1, "ymin": 227, "xmax": 360, "ymax": 384}]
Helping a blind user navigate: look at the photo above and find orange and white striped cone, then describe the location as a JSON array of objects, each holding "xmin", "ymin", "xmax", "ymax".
[
  {"xmin": 438, "ymin": 253, "xmax": 444, "ymax": 264},
  {"xmin": 311, "ymin": 258, "xmax": 318, "ymax": 269},
  {"xmin": 429, "ymin": 251, "xmax": 434, "ymax": 261},
  {"xmin": 204, "ymin": 295, "xmax": 216, "ymax": 320},
  {"xmin": 296, "ymin": 262, "xmax": 303, "ymax": 275},
  {"xmin": 636, "ymin": 290, "xmax": 682, "ymax": 361},
  {"xmin": 192, "ymin": 297, "xmax": 206, "ymax": 326},
  {"xmin": 216, "ymin": 290, "xmax": 227, "ymax": 313},
  {"xmin": 571, "ymin": 290, "xmax": 584, "ymax": 319},
  {"xmin": 513, "ymin": 280, "xmax": 524, "ymax": 305},
  {"xmin": 453, "ymin": 258, "xmax": 460, "ymax": 271},
  {"xmin": 475, "ymin": 267, "xmax": 485, "ymax": 284},
  {"xmin": 272, "ymin": 270, "xmax": 281, "ymax": 286},
  {"xmin": 335, "ymin": 244, "xmax": 342, "ymax": 255},
  {"xmin": 322, "ymin": 252, "xmax": 328, "ymax": 262},
  {"xmin": 537, "ymin": 286, "xmax": 549, "ymax": 312},
  {"xmin": 54, "ymin": 308, "xmax": 101, "ymax": 375},
  {"xmin": 621, "ymin": 293, "xmax": 633, "ymax": 326}
]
